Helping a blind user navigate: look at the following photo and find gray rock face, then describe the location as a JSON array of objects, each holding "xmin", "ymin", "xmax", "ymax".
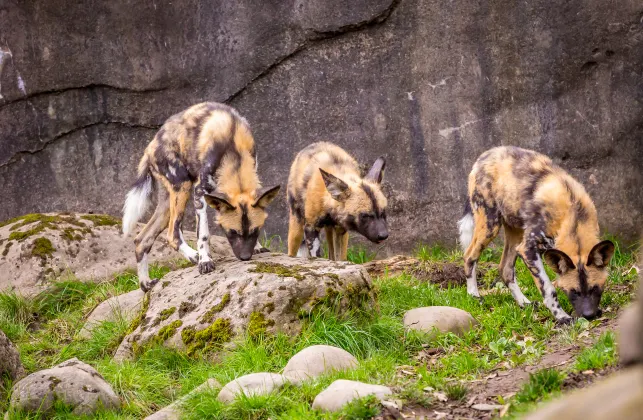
[
  {"xmin": 312, "ymin": 379, "xmax": 392, "ymax": 412},
  {"xmin": 1, "ymin": 1, "xmax": 641, "ymax": 251},
  {"xmin": 79, "ymin": 289, "xmax": 145, "ymax": 339},
  {"xmin": 0, "ymin": 329, "xmax": 25, "ymax": 385},
  {"xmin": 0, "ymin": 212, "xmax": 232, "ymax": 296},
  {"xmin": 283, "ymin": 345, "xmax": 359, "ymax": 384},
  {"xmin": 115, "ymin": 253, "xmax": 374, "ymax": 360},
  {"xmin": 9, "ymin": 358, "xmax": 120, "ymax": 416},
  {"xmin": 144, "ymin": 378, "xmax": 220, "ymax": 420},
  {"xmin": 217, "ymin": 373, "xmax": 286, "ymax": 403},
  {"xmin": 403, "ymin": 306, "xmax": 478, "ymax": 338}
]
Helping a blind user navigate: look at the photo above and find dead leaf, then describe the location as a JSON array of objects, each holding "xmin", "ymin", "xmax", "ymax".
[
  {"xmin": 582, "ymin": 370, "xmax": 594, "ymax": 375},
  {"xmin": 472, "ymin": 403, "xmax": 504, "ymax": 411},
  {"xmin": 466, "ymin": 395, "xmax": 477, "ymax": 406},
  {"xmin": 423, "ymin": 386, "xmax": 435, "ymax": 392},
  {"xmin": 499, "ymin": 404, "xmax": 511, "ymax": 417},
  {"xmin": 433, "ymin": 391, "xmax": 448, "ymax": 402},
  {"xmin": 433, "ymin": 411, "xmax": 448, "ymax": 419},
  {"xmin": 485, "ymin": 372, "xmax": 498, "ymax": 380},
  {"xmin": 578, "ymin": 331, "xmax": 590, "ymax": 339},
  {"xmin": 400, "ymin": 370, "xmax": 415, "ymax": 376}
]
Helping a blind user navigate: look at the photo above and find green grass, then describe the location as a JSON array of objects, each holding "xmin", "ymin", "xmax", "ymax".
[
  {"xmin": 1, "ymin": 238, "xmax": 637, "ymax": 419},
  {"xmin": 574, "ymin": 331, "xmax": 617, "ymax": 371}
]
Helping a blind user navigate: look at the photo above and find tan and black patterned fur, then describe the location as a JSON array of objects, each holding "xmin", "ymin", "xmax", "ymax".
[
  {"xmin": 459, "ymin": 146, "xmax": 614, "ymax": 324},
  {"xmin": 123, "ymin": 102, "xmax": 280, "ymax": 291},
  {"xmin": 287, "ymin": 142, "xmax": 388, "ymax": 260}
]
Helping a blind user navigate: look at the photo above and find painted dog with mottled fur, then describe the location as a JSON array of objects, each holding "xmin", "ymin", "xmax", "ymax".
[
  {"xmin": 459, "ymin": 146, "xmax": 614, "ymax": 324},
  {"xmin": 287, "ymin": 142, "xmax": 388, "ymax": 260},
  {"xmin": 122, "ymin": 102, "xmax": 280, "ymax": 291}
]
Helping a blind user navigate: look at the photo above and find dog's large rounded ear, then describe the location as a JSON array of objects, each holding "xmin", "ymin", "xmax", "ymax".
[
  {"xmin": 365, "ymin": 156, "xmax": 386, "ymax": 184},
  {"xmin": 253, "ymin": 185, "xmax": 281, "ymax": 209},
  {"xmin": 543, "ymin": 249, "xmax": 576, "ymax": 275},
  {"xmin": 320, "ymin": 169, "xmax": 351, "ymax": 202},
  {"xmin": 204, "ymin": 193, "xmax": 235, "ymax": 212},
  {"xmin": 587, "ymin": 240, "xmax": 615, "ymax": 268}
]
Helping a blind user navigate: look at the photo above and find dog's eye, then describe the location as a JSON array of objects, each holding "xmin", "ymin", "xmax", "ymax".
[
  {"xmin": 360, "ymin": 213, "xmax": 374, "ymax": 219},
  {"xmin": 590, "ymin": 285, "xmax": 601, "ymax": 295},
  {"xmin": 229, "ymin": 229, "xmax": 239, "ymax": 236}
]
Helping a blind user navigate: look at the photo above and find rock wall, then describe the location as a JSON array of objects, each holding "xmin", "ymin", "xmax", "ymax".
[{"xmin": 1, "ymin": 0, "xmax": 641, "ymax": 252}]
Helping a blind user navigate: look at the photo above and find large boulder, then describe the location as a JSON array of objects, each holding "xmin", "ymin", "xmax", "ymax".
[
  {"xmin": 9, "ymin": 358, "xmax": 120, "ymax": 416},
  {"xmin": 283, "ymin": 345, "xmax": 359, "ymax": 384},
  {"xmin": 114, "ymin": 254, "xmax": 375, "ymax": 360},
  {"xmin": 0, "ymin": 213, "xmax": 232, "ymax": 295},
  {"xmin": 1, "ymin": 1, "xmax": 641, "ymax": 251}
]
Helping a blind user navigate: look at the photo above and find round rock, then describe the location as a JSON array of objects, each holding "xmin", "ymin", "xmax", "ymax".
[
  {"xmin": 217, "ymin": 372, "xmax": 286, "ymax": 403},
  {"xmin": 403, "ymin": 306, "xmax": 478, "ymax": 338},
  {"xmin": 145, "ymin": 378, "xmax": 220, "ymax": 420},
  {"xmin": 312, "ymin": 379, "xmax": 392, "ymax": 412},
  {"xmin": 9, "ymin": 358, "xmax": 120, "ymax": 415},
  {"xmin": 283, "ymin": 345, "xmax": 358, "ymax": 384}
]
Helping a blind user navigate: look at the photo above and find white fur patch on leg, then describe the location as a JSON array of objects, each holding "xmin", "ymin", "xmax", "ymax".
[
  {"xmin": 535, "ymin": 256, "xmax": 571, "ymax": 322},
  {"xmin": 311, "ymin": 238, "xmax": 321, "ymax": 257},
  {"xmin": 137, "ymin": 253, "xmax": 150, "ymax": 283},
  {"xmin": 507, "ymin": 278, "xmax": 531, "ymax": 307},
  {"xmin": 467, "ymin": 261, "xmax": 480, "ymax": 297},
  {"xmin": 178, "ymin": 230, "xmax": 198, "ymax": 262},
  {"xmin": 458, "ymin": 213, "xmax": 474, "ymax": 251},
  {"xmin": 296, "ymin": 242, "xmax": 310, "ymax": 258},
  {"xmin": 196, "ymin": 198, "xmax": 210, "ymax": 262}
]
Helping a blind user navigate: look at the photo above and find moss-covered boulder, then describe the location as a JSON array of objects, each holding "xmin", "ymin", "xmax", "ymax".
[
  {"xmin": 114, "ymin": 253, "xmax": 376, "ymax": 361},
  {"xmin": 0, "ymin": 212, "xmax": 232, "ymax": 296}
]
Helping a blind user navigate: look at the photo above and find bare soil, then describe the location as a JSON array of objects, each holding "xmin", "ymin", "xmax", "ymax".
[{"xmin": 383, "ymin": 317, "xmax": 620, "ymax": 420}]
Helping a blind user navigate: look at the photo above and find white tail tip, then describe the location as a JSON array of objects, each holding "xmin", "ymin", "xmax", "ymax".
[
  {"xmin": 458, "ymin": 213, "xmax": 474, "ymax": 251},
  {"xmin": 122, "ymin": 178, "xmax": 152, "ymax": 237}
]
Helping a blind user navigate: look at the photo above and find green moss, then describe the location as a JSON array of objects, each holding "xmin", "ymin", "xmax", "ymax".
[
  {"xmin": 267, "ymin": 291, "xmax": 273, "ymax": 298},
  {"xmin": 184, "ymin": 318, "xmax": 233, "ymax": 355},
  {"xmin": 181, "ymin": 325, "xmax": 196, "ymax": 345},
  {"xmin": 153, "ymin": 306, "xmax": 177, "ymax": 326},
  {"xmin": 127, "ymin": 294, "xmax": 150, "ymax": 334},
  {"xmin": 60, "ymin": 226, "xmax": 92, "ymax": 242},
  {"xmin": 200, "ymin": 293, "xmax": 230, "ymax": 323},
  {"xmin": 4, "ymin": 214, "xmax": 90, "ymax": 242},
  {"xmin": 80, "ymin": 214, "xmax": 121, "ymax": 227},
  {"xmin": 31, "ymin": 237, "xmax": 55, "ymax": 260},
  {"xmin": 156, "ymin": 320, "xmax": 183, "ymax": 342},
  {"xmin": 247, "ymin": 311, "xmax": 274, "ymax": 339},
  {"xmin": 2, "ymin": 241, "xmax": 13, "ymax": 257},
  {"xmin": 249, "ymin": 262, "xmax": 313, "ymax": 280},
  {"xmin": 162, "ymin": 281, "xmax": 170, "ymax": 288}
]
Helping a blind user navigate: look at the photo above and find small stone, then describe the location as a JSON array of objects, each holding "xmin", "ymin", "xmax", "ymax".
[
  {"xmin": 403, "ymin": 306, "xmax": 478, "ymax": 338},
  {"xmin": 312, "ymin": 380, "xmax": 392, "ymax": 412},
  {"xmin": 472, "ymin": 403, "xmax": 504, "ymax": 411},
  {"xmin": 283, "ymin": 345, "xmax": 358, "ymax": 384},
  {"xmin": 9, "ymin": 358, "xmax": 120, "ymax": 415},
  {"xmin": 217, "ymin": 373, "xmax": 286, "ymax": 403},
  {"xmin": 145, "ymin": 378, "xmax": 220, "ymax": 420}
]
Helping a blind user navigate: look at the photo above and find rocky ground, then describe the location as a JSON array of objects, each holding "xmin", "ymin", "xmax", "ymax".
[{"xmin": 0, "ymin": 214, "xmax": 639, "ymax": 419}]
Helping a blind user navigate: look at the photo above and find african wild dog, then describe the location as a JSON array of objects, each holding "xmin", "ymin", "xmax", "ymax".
[
  {"xmin": 458, "ymin": 146, "xmax": 614, "ymax": 324},
  {"xmin": 122, "ymin": 102, "xmax": 280, "ymax": 291},
  {"xmin": 287, "ymin": 142, "xmax": 388, "ymax": 260}
]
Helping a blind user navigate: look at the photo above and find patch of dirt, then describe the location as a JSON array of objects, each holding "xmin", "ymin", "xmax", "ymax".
[
  {"xmin": 364, "ymin": 256, "xmax": 495, "ymax": 288},
  {"xmin": 394, "ymin": 317, "xmax": 621, "ymax": 419}
]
